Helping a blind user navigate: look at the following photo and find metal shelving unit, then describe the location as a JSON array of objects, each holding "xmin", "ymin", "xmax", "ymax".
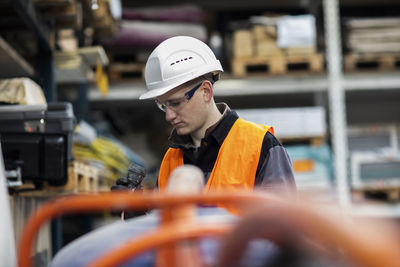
[
  {"xmin": 0, "ymin": 36, "xmax": 34, "ymax": 78},
  {"xmin": 88, "ymin": 72, "xmax": 400, "ymax": 102},
  {"xmin": 2, "ymin": 0, "xmax": 57, "ymax": 102},
  {"xmin": 324, "ymin": 0, "xmax": 350, "ymax": 207},
  {"xmin": 88, "ymin": 0, "xmax": 400, "ymax": 216},
  {"xmin": 324, "ymin": 0, "xmax": 400, "ymax": 216}
]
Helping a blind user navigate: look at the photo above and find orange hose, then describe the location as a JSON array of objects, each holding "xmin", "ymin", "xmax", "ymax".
[
  {"xmin": 19, "ymin": 191, "xmax": 400, "ymax": 267},
  {"xmin": 85, "ymin": 221, "xmax": 231, "ymax": 267},
  {"xmin": 17, "ymin": 191, "xmax": 277, "ymax": 267},
  {"xmin": 216, "ymin": 202, "xmax": 400, "ymax": 267}
]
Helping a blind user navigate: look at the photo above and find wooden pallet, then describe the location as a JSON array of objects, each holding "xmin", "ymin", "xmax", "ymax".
[
  {"xmin": 108, "ymin": 63, "xmax": 145, "ymax": 80},
  {"xmin": 42, "ymin": 161, "xmax": 99, "ymax": 193},
  {"xmin": 285, "ymin": 53, "xmax": 324, "ymax": 73},
  {"xmin": 56, "ymin": 161, "xmax": 99, "ymax": 193},
  {"xmin": 352, "ymin": 187, "xmax": 400, "ymax": 202},
  {"xmin": 232, "ymin": 56, "xmax": 284, "ymax": 77},
  {"xmin": 13, "ymin": 161, "xmax": 100, "ymax": 196},
  {"xmin": 344, "ymin": 53, "xmax": 400, "ymax": 71},
  {"xmin": 232, "ymin": 53, "xmax": 324, "ymax": 77}
]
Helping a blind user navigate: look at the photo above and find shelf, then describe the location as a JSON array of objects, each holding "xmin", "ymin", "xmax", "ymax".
[
  {"xmin": 213, "ymin": 75, "xmax": 328, "ymax": 96},
  {"xmin": 349, "ymin": 203, "xmax": 400, "ymax": 218},
  {"xmin": 11, "ymin": 0, "xmax": 52, "ymax": 52},
  {"xmin": 54, "ymin": 46, "xmax": 109, "ymax": 83},
  {"xmin": 343, "ymin": 72, "xmax": 400, "ymax": 91},
  {"xmin": 87, "ymin": 0, "xmax": 400, "ymax": 219},
  {"xmin": 121, "ymin": 0, "xmax": 400, "ymax": 9},
  {"xmin": 88, "ymin": 72, "xmax": 400, "ymax": 103},
  {"xmin": 78, "ymin": 46, "xmax": 109, "ymax": 67},
  {"xmin": 0, "ymin": 37, "xmax": 34, "ymax": 78}
]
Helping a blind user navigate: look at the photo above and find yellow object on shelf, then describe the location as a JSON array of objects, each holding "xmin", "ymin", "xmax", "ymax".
[
  {"xmin": 96, "ymin": 59, "xmax": 108, "ymax": 96},
  {"xmin": 72, "ymin": 136, "xmax": 131, "ymax": 180}
]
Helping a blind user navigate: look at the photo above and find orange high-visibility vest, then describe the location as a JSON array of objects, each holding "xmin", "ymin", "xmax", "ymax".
[{"xmin": 158, "ymin": 118, "xmax": 274, "ymax": 192}]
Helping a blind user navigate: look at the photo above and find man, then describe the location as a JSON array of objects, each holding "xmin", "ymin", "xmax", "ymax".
[{"xmin": 138, "ymin": 36, "xmax": 295, "ymax": 193}]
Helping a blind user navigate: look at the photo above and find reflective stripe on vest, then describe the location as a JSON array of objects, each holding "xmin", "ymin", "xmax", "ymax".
[{"xmin": 158, "ymin": 118, "xmax": 274, "ymax": 192}]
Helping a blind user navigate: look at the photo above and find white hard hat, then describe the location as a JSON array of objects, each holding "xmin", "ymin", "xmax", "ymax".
[{"xmin": 139, "ymin": 36, "xmax": 223, "ymax": 100}]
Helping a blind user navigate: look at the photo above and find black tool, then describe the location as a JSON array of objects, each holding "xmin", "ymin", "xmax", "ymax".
[
  {"xmin": 111, "ymin": 163, "xmax": 146, "ymax": 191},
  {"xmin": 110, "ymin": 163, "xmax": 147, "ymax": 219},
  {"xmin": 126, "ymin": 163, "xmax": 146, "ymax": 190}
]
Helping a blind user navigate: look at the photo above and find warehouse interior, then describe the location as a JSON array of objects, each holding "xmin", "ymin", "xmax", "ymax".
[{"xmin": 1, "ymin": 0, "xmax": 400, "ymax": 266}]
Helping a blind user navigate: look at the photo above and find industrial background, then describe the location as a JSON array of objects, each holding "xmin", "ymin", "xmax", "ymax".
[{"xmin": 1, "ymin": 0, "xmax": 400, "ymax": 265}]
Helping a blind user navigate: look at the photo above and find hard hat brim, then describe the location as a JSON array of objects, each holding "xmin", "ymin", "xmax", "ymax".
[
  {"xmin": 139, "ymin": 84, "xmax": 179, "ymax": 100},
  {"xmin": 139, "ymin": 69, "xmax": 223, "ymax": 100}
]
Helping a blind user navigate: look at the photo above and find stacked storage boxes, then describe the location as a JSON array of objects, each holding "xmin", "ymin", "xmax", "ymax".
[{"xmin": 237, "ymin": 106, "xmax": 334, "ymax": 196}]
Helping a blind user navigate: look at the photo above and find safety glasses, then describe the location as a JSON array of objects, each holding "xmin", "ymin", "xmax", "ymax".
[{"xmin": 155, "ymin": 81, "xmax": 203, "ymax": 112}]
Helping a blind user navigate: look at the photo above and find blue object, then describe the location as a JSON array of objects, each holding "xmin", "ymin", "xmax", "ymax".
[
  {"xmin": 285, "ymin": 144, "xmax": 334, "ymax": 189},
  {"xmin": 50, "ymin": 207, "xmax": 280, "ymax": 267}
]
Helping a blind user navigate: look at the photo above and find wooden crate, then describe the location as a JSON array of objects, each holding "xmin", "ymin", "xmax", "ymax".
[
  {"xmin": 283, "ymin": 46, "xmax": 316, "ymax": 56},
  {"xmin": 344, "ymin": 53, "xmax": 400, "ymax": 71},
  {"xmin": 252, "ymin": 25, "xmax": 282, "ymax": 57},
  {"xmin": 252, "ymin": 25, "xmax": 277, "ymax": 41},
  {"xmin": 232, "ymin": 30, "xmax": 254, "ymax": 59},
  {"xmin": 255, "ymin": 41, "xmax": 283, "ymax": 58}
]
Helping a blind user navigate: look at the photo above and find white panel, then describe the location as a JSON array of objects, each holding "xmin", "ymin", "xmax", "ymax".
[{"xmin": 237, "ymin": 106, "xmax": 326, "ymax": 138}]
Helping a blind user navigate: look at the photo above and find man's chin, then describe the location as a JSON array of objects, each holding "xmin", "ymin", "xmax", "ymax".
[{"xmin": 176, "ymin": 127, "xmax": 189, "ymax": 136}]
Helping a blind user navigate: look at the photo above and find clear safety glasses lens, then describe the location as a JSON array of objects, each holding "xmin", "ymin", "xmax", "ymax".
[{"xmin": 154, "ymin": 81, "xmax": 203, "ymax": 112}]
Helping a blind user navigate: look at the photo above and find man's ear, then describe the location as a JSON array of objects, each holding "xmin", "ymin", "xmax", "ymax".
[{"xmin": 202, "ymin": 80, "xmax": 214, "ymax": 102}]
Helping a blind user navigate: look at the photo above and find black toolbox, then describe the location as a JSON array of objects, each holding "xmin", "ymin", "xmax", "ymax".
[{"xmin": 0, "ymin": 102, "xmax": 76, "ymax": 186}]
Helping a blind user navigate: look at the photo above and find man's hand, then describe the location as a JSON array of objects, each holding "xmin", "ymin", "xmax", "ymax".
[
  {"xmin": 110, "ymin": 163, "xmax": 147, "ymax": 219},
  {"xmin": 110, "ymin": 163, "xmax": 146, "ymax": 192},
  {"xmin": 110, "ymin": 177, "xmax": 133, "ymax": 191}
]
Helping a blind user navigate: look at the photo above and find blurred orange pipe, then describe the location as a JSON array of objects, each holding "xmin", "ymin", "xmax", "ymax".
[
  {"xmin": 85, "ymin": 221, "xmax": 231, "ymax": 267},
  {"xmin": 216, "ymin": 202, "xmax": 400, "ymax": 267},
  {"xmin": 17, "ymin": 191, "xmax": 276, "ymax": 267}
]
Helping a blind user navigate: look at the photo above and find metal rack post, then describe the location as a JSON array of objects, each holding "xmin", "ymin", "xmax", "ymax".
[
  {"xmin": 323, "ymin": 0, "xmax": 350, "ymax": 206},
  {"xmin": 11, "ymin": 0, "xmax": 56, "ymax": 102}
]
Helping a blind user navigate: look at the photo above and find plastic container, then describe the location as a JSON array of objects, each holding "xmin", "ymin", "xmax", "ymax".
[{"xmin": 0, "ymin": 102, "xmax": 76, "ymax": 185}]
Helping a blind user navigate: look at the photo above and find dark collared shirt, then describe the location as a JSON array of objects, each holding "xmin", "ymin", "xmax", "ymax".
[{"xmin": 168, "ymin": 103, "xmax": 296, "ymax": 192}]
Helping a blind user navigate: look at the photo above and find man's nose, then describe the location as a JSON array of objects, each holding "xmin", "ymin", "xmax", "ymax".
[{"xmin": 165, "ymin": 107, "xmax": 177, "ymax": 121}]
